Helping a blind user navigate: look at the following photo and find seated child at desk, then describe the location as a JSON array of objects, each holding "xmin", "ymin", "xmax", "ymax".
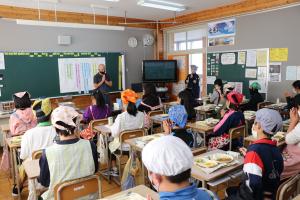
[
  {"xmin": 17, "ymin": 99, "xmax": 56, "ymax": 198},
  {"xmin": 83, "ymin": 89, "xmax": 111, "ymax": 123},
  {"xmin": 240, "ymin": 82, "xmax": 263, "ymax": 111},
  {"xmin": 210, "ymin": 79, "xmax": 224, "ymax": 105},
  {"xmin": 39, "ymin": 106, "xmax": 98, "ymax": 200},
  {"xmin": 281, "ymin": 94, "xmax": 300, "ymax": 179},
  {"xmin": 162, "ymin": 105, "xmax": 194, "ymax": 147},
  {"xmin": 142, "ymin": 135, "xmax": 218, "ymax": 200},
  {"xmin": 178, "ymin": 87, "xmax": 198, "ymax": 120},
  {"xmin": 284, "ymin": 80, "xmax": 300, "ymax": 110},
  {"xmin": 9, "ymin": 91, "xmax": 37, "ymax": 136},
  {"xmin": 108, "ymin": 89, "xmax": 144, "ymax": 176},
  {"xmin": 138, "ymin": 83, "xmax": 163, "ymax": 113},
  {"xmin": 208, "ymin": 91, "xmax": 245, "ymax": 150},
  {"xmin": 226, "ymin": 108, "xmax": 283, "ymax": 200}
]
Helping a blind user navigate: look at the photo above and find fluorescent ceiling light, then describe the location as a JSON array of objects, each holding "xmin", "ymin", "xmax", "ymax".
[
  {"xmin": 137, "ymin": 0, "xmax": 186, "ymax": 12},
  {"xmin": 16, "ymin": 19, "xmax": 125, "ymax": 31},
  {"xmin": 103, "ymin": 0, "xmax": 120, "ymax": 2}
]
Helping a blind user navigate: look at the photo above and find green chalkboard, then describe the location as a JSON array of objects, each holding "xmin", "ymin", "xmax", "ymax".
[
  {"xmin": 0, "ymin": 52, "xmax": 123, "ymax": 101},
  {"xmin": 207, "ymin": 51, "xmax": 259, "ymax": 99}
]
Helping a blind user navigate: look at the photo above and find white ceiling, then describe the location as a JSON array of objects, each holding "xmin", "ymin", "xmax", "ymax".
[{"xmin": 0, "ymin": 0, "xmax": 242, "ymax": 20}]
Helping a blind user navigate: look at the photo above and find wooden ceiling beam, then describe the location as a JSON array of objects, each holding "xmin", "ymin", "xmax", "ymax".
[
  {"xmin": 160, "ymin": 0, "xmax": 300, "ymax": 29},
  {"xmin": 0, "ymin": 5, "xmax": 156, "ymax": 29}
]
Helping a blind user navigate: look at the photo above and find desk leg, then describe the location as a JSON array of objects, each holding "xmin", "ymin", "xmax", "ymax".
[
  {"xmin": 13, "ymin": 148, "xmax": 21, "ymax": 200},
  {"xmin": 8, "ymin": 146, "xmax": 14, "ymax": 180},
  {"xmin": 202, "ymin": 180, "xmax": 207, "ymax": 189},
  {"xmin": 203, "ymin": 133, "xmax": 206, "ymax": 147}
]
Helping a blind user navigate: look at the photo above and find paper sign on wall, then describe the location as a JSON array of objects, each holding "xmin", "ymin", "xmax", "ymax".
[
  {"xmin": 249, "ymin": 80, "xmax": 267, "ymax": 93},
  {"xmin": 246, "ymin": 50, "xmax": 257, "ymax": 67},
  {"xmin": 257, "ymin": 67, "xmax": 267, "ymax": 80},
  {"xmin": 256, "ymin": 50, "xmax": 268, "ymax": 67},
  {"xmin": 286, "ymin": 66, "xmax": 297, "ymax": 80},
  {"xmin": 221, "ymin": 53, "xmax": 236, "ymax": 65},
  {"xmin": 269, "ymin": 62, "xmax": 281, "ymax": 82},
  {"xmin": 245, "ymin": 68, "xmax": 257, "ymax": 78},
  {"xmin": 0, "ymin": 53, "xmax": 5, "ymax": 70},
  {"xmin": 207, "ymin": 76, "xmax": 216, "ymax": 84},
  {"xmin": 238, "ymin": 52, "xmax": 246, "ymax": 65},
  {"xmin": 270, "ymin": 48, "xmax": 288, "ymax": 62}
]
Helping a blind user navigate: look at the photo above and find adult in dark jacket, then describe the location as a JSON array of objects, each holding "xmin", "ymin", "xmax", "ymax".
[
  {"xmin": 241, "ymin": 82, "xmax": 264, "ymax": 111},
  {"xmin": 185, "ymin": 65, "xmax": 200, "ymax": 99}
]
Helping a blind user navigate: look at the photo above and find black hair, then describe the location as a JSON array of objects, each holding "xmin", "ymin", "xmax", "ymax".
[
  {"xmin": 13, "ymin": 92, "xmax": 32, "ymax": 110},
  {"xmin": 127, "ymin": 101, "xmax": 138, "ymax": 116},
  {"xmin": 166, "ymin": 169, "xmax": 191, "ymax": 184},
  {"xmin": 55, "ymin": 117, "xmax": 77, "ymax": 136},
  {"xmin": 143, "ymin": 83, "xmax": 157, "ymax": 97},
  {"xmin": 32, "ymin": 101, "xmax": 51, "ymax": 123},
  {"xmin": 292, "ymin": 80, "xmax": 300, "ymax": 89},
  {"xmin": 294, "ymin": 94, "xmax": 300, "ymax": 108},
  {"xmin": 92, "ymin": 89, "xmax": 105, "ymax": 108},
  {"xmin": 179, "ymin": 88, "xmax": 196, "ymax": 120},
  {"xmin": 214, "ymin": 79, "xmax": 224, "ymax": 94}
]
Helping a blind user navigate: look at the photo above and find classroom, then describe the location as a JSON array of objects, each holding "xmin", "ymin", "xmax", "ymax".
[{"xmin": 0, "ymin": 0, "xmax": 300, "ymax": 200}]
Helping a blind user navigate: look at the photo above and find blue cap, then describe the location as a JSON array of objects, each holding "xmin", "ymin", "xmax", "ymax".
[
  {"xmin": 255, "ymin": 108, "xmax": 283, "ymax": 135},
  {"xmin": 168, "ymin": 105, "xmax": 188, "ymax": 128}
]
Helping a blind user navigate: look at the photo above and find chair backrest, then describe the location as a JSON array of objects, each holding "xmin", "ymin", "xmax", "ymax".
[
  {"xmin": 257, "ymin": 101, "xmax": 273, "ymax": 110},
  {"xmin": 276, "ymin": 174, "xmax": 300, "ymax": 200},
  {"xmin": 120, "ymin": 129, "xmax": 145, "ymax": 143},
  {"xmin": 32, "ymin": 149, "xmax": 43, "ymax": 160},
  {"xmin": 91, "ymin": 119, "xmax": 108, "ymax": 132},
  {"xmin": 192, "ymin": 147, "xmax": 207, "ymax": 156},
  {"xmin": 148, "ymin": 110, "xmax": 164, "ymax": 117},
  {"xmin": 229, "ymin": 125, "xmax": 246, "ymax": 151},
  {"xmin": 54, "ymin": 175, "xmax": 101, "ymax": 200}
]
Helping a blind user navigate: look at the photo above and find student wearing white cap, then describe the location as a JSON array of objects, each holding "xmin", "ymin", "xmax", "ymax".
[{"xmin": 142, "ymin": 135, "xmax": 218, "ymax": 200}]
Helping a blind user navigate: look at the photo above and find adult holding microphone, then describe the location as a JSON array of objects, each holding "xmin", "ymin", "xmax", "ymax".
[{"xmin": 93, "ymin": 64, "xmax": 112, "ymax": 106}]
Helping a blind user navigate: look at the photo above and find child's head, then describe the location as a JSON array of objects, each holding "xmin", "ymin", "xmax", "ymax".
[
  {"xmin": 13, "ymin": 91, "xmax": 31, "ymax": 110},
  {"xmin": 252, "ymin": 108, "xmax": 282, "ymax": 139},
  {"xmin": 226, "ymin": 91, "xmax": 244, "ymax": 111},
  {"xmin": 142, "ymin": 136, "xmax": 193, "ymax": 191},
  {"xmin": 214, "ymin": 79, "xmax": 223, "ymax": 90},
  {"xmin": 121, "ymin": 89, "xmax": 138, "ymax": 116},
  {"xmin": 51, "ymin": 106, "xmax": 80, "ymax": 137},
  {"xmin": 168, "ymin": 105, "xmax": 188, "ymax": 128},
  {"xmin": 143, "ymin": 83, "xmax": 157, "ymax": 97},
  {"xmin": 249, "ymin": 82, "xmax": 261, "ymax": 94},
  {"xmin": 292, "ymin": 80, "xmax": 300, "ymax": 94},
  {"xmin": 32, "ymin": 98, "xmax": 52, "ymax": 123},
  {"xmin": 91, "ymin": 89, "xmax": 105, "ymax": 108},
  {"xmin": 190, "ymin": 65, "xmax": 198, "ymax": 74},
  {"xmin": 223, "ymin": 83, "xmax": 235, "ymax": 95}
]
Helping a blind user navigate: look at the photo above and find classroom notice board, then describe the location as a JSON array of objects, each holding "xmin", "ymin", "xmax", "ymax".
[
  {"xmin": 207, "ymin": 49, "xmax": 268, "ymax": 99},
  {"xmin": 0, "ymin": 52, "xmax": 124, "ymax": 101}
]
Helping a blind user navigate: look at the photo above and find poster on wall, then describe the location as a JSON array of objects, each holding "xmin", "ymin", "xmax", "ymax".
[
  {"xmin": 208, "ymin": 18, "xmax": 236, "ymax": 38},
  {"xmin": 208, "ymin": 36, "xmax": 235, "ymax": 47},
  {"xmin": 256, "ymin": 49, "xmax": 268, "ymax": 67},
  {"xmin": 270, "ymin": 48, "xmax": 288, "ymax": 62},
  {"xmin": 0, "ymin": 53, "xmax": 5, "ymax": 70},
  {"xmin": 238, "ymin": 52, "xmax": 246, "ymax": 65},
  {"xmin": 245, "ymin": 68, "xmax": 257, "ymax": 78},
  {"xmin": 58, "ymin": 57, "xmax": 105, "ymax": 93},
  {"xmin": 221, "ymin": 53, "xmax": 236, "ymax": 65},
  {"xmin": 257, "ymin": 67, "xmax": 268, "ymax": 80},
  {"xmin": 246, "ymin": 50, "xmax": 257, "ymax": 67},
  {"xmin": 286, "ymin": 66, "xmax": 298, "ymax": 80},
  {"xmin": 269, "ymin": 62, "xmax": 281, "ymax": 82}
]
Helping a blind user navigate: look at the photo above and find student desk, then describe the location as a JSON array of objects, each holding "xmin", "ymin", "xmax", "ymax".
[
  {"xmin": 192, "ymin": 150, "xmax": 244, "ymax": 188},
  {"xmin": 150, "ymin": 114, "xmax": 169, "ymax": 132},
  {"xmin": 101, "ymin": 185, "xmax": 159, "ymax": 200},
  {"xmin": 23, "ymin": 159, "xmax": 40, "ymax": 200},
  {"xmin": 194, "ymin": 105, "xmax": 216, "ymax": 120},
  {"xmin": 244, "ymin": 135, "xmax": 286, "ymax": 148},
  {"xmin": 5, "ymin": 137, "xmax": 22, "ymax": 200},
  {"xmin": 0, "ymin": 114, "xmax": 11, "ymax": 147},
  {"xmin": 186, "ymin": 122, "xmax": 214, "ymax": 147},
  {"xmin": 163, "ymin": 101, "xmax": 179, "ymax": 113}
]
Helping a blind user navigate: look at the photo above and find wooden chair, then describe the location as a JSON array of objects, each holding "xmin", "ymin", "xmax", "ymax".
[
  {"xmin": 54, "ymin": 175, "xmax": 102, "ymax": 200},
  {"xmin": 257, "ymin": 101, "xmax": 273, "ymax": 110},
  {"xmin": 192, "ymin": 147, "xmax": 207, "ymax": 156},
  {"xmin": 113, "ymin": 129, "xmax": 145, "ymax": 183},
  {"xmin": 276, "ymin": 174, "xmax": 300, "ymax": 200},
  {"xmin": 229, "ymin": 125, "xmax": 246, "ymax": 151},
  {"xmin": 91, "ymin": 118, "xmax": 109, "ymax": 132},
  {"xmin": 31, "ymin": 149, "xmax": 43, "ymax": 160},
  {"xmin": 148, "ymin": 110, "xmax": 164, "ymax": 134}
]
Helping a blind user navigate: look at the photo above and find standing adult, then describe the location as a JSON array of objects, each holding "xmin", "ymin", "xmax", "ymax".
[
  {"xmin": 93, "ymin": 64, "xmax": 112, "ymax": 105},
  {"xmin": 185, "ymin": 65, "xmax": 200, "ymax": 99}
]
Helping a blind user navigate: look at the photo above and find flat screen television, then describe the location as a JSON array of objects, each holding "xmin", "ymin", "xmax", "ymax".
[{"xmin": 142, "ymin": 60, "xmax": 177, "ymax": 83}]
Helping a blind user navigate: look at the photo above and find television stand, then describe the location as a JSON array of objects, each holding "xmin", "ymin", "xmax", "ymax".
[{"xmin": 156, "ymin": 86, "xmax": 169, "ymax": 102}]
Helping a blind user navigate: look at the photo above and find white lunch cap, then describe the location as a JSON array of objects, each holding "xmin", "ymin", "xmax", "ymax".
[{"xmin": 142, "ymin": 135, "xmax": 193, "ymax": 176}]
